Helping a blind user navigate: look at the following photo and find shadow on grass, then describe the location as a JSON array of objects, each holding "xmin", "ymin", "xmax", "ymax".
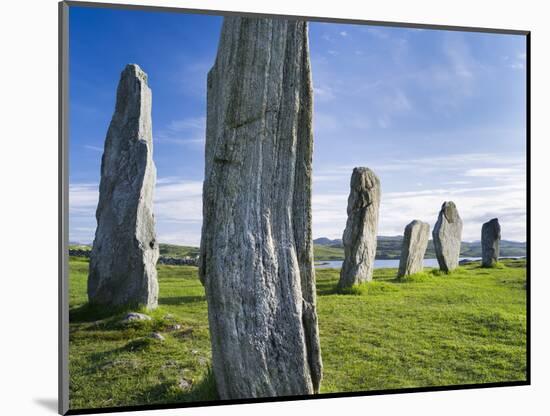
[
  {"xmin": 138, "ymin": 366, "xmax": 219, "ymax": 404},
  {"xmin": 159, "ymin": 295, "xmax": 206, "ymax": 305},
  {"xmin": 85, "ymin": 338, "xmax": 164, "ymax": 374},
  {"xmin": 69, "ymin": 302, "xmax": 135, "ymax": 323}
]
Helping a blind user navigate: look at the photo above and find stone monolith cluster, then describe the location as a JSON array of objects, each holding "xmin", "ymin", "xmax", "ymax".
[
  {"xmin": 199, "ymin": 16, "xmax": 322, "ymax": 400},
  {"xmin": 88, "ymin": 64, "xmax": 159, "ymax": 310},
  {"xmin": 481, "ymin": 218, "xmax": 501, "ymax": 267},
  {"xmin": 432, "ymin": 201, "xmax": 463, "ymax": 272},
  {"xmin": 398, "ymin": 220, "xmax": 430, "ymax": 278},
  {"xmin": 338, "ymin": 167, "xmax": 381, "ymax": 288}
]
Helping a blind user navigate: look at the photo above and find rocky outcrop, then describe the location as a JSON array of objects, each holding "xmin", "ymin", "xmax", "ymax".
[
  {"xmin": 199, "ymin": 17, "xmax": 322, "ymax": 399},
  {"xmin": 338, "ymin": 167, "xmax": 381, "ymax": 288},
  {"xmin": 432, "ymin": 201, "xmax": 463, "ymax": 272},
  {"xmin": 70, "ymin": 249, "xmax": 198, "ymax": 266},
  {"xmin": 88, "ymin": 64, "xmax": 159, "ymax": 310},
  {"xmin": 398, "ymin": 220, "xmax": 430, "ymax": 278},
  {"xmin": 481, "ymin": 218, "xmax": 501, "ymax": 267}
]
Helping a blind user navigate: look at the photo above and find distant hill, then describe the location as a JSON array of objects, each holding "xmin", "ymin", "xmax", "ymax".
[
  {"xmin": 70, "ymin": 238, "xmax": 526, "ymax": 262},
  {"xmin": 313, "ymin": 236, "xmax": 526, "ymax": 261},
  {"xmin": 158, "ymin": 244, "xmax": 199, "ymax": 258},
  {"xmin": 68, "ymin": 243, "xmax": 200, "ymax": 259}
]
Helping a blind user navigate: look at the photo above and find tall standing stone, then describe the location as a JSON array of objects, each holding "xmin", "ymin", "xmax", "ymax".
[
  {"xmin": 481, "ymin": 218, "xmax": 501, "ymax": 267},
  {"xmin": 432, "ymin": 201, "xmax": 463, "ymax": 272},
  {"xmin": 398, "ymin": 220, "xmax": 430, "ymax": 278},
  {"xmin": 88, "ymin": 64, "xmax": 159, "ymax": 310},
  {"xmin": 338, "ymin": 167, "xmax": 381, "ymax": 288},
  {"xmin": 199, "ymin": 17, "xmax": 322, "ymax": 399}
]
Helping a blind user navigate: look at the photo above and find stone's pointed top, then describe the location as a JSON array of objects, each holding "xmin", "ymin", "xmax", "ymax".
[
  {"xmin": 353, "ymin": 166, "xmax": 376, "ymax": 176},
  {"xmin": 441, "ymin": 201, "xmax": 460, "ymax": 223},
  {"xmin": 351, "ymin": 167, "xmax": 380, "ymax": 190},
  {"xmin": 441, "ymin": 200, "xmax": 456, "ymax": 209},
  {"xmin": 406, "ymin": 219, "xmax": 426, "ymax": 229},
  {"xmin": 121, "ymin": 63, "xmax": 148, "ymax": 84},
  {"xmin": 398, "ymin": 220, "xmax": 430, "ymax": 278},
  {"xmin": 482, "ymin": 218, "xmax": 501, "ymax": 267},
  {"xmin": 433, "ymin": 201, "xmax": 463, "ymax": 272}
]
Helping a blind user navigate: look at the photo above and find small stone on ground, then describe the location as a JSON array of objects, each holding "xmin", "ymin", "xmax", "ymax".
[{"xmin": 123, "ymin": 312, "xmax": 152, "ymax": 323}]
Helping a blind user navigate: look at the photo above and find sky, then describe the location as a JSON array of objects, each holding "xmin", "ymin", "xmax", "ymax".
[{"xmin": 68, "ymin": 6, "xmax": 527, "ymax": 246}]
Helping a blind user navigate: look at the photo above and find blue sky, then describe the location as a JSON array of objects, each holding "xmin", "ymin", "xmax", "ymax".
[{"xmin": 69, "ymin": 6, "xmax": 527, "ymax": 246}]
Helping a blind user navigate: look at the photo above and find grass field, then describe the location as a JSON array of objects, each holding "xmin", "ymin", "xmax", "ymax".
[
  {"xmin": 68, "ymin": 257, "xmax": 527, "ymax": 410},
  {"xmin": 313, "ymin": 244, "xmax": 345, "ymax": 261}
]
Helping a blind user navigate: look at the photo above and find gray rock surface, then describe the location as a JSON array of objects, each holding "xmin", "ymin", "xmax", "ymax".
[
  {"xmin": 481, "ymin": 218, "xmax": 501, "ymax": 267},
  {"xmin": 122, "ymin": 312, "xmax": 152, "ymax": 323},
  {"xmin": 88, "ymin": 64, "xmax": 159, "ymax": 309},
  {"xmin": 398, "ymin": 220, "xmax": 430, "ymax": 278},
  {"xmin": 199, "ymin": 16, "xmax": 322, "ymax": 399},
  {"xmin": 338, "ymin": 167, "xmax": 381, "ymax": 288},
  {"xmin": 150, "ymin": 332, "xmax": 165, "ymax": 341},
  {"xmin": 432, "ymin": 201, "xmax": 463, "ymax": 272}
]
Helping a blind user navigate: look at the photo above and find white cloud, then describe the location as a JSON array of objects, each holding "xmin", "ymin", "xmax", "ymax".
[
  {"xmin": 443, "ymin": 35, "xmax": 475, "ymax": 79},
  {"xmin": 339, "ymin": 31, "xmax": 348, "ymax": 37},
  {"xmin": 313, "ymin": 85, "xmax": 336, "ymax": 102},
  {"xmin": 69, "ymin": 177, "xmax": 204, "ymax": 246},
  {"xmin": 381, "ymin": 88, "xmax": 411, "ymax": 112},
  {"xmin": 69, "ymin": 153, "xmax": 526, "ymax": 246},
  {"xmin": 84, "ymin": 145, "xmax": 103, "ymax": 153},
  {"xmin": 155, "ymin": 116, "xmax": 206, "ymax": 147},
  {"xmin": 365, "ymin": 27, "xmax": 389, "ymax": 39},
  {"xmin": 311, "ymin": 152, "xmax": 526, "ymax": 242},
  {"xmin": 173, "ymin": 60, "xmax": 211, "ymax": 98}
]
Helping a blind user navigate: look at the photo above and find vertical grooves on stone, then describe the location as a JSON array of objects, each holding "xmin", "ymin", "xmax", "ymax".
[
  {"xmin": 88, "ymin": 64, "xmax": 158, "ymax": 309},
  {"xmin": 338, "ymin": 167, "xmax": 381, "ymax": 288},
  {"xmin": 200, "ymin": 16, "xmax": 321, "ymax": 399}
]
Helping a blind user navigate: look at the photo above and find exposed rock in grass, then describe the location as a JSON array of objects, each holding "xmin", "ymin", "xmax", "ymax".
[
  {"xmin": 174, "ymin": 328, "xmax": 193, "ymax": 339},
  {"xmin": 199, "ymin": 16, "xmax": 322, "ymax": 399},
  {"xmin": 398, "ymin": 220, "xmax": 430, "ymax": 278},
  {"xmin": 482, "ymin": 218, "xmax": 501, "ymax": 267},
  {"xmin": 167, "ymin": 324, "xmax": 182, "ymax": 331},
  {"xmin": 88, "ymin": 64, "xmax": 159, "ymax": 310},
  {"xmin": 178, "ymin": 378, "xmax": 192, "ymax": 390},
  {"xmin": 122, "ymin": 312, "xmax": 152, "ymax": 323},
  {"xmin": 433, "ymin": 201, "xmax": 463, "ymax": 272},
  {"xmin": 150, "ymin": 332, "xmax": 165, "ymax": 341},
  {"xmin": 338, "ymin": 167, "xmax": 381, "ymax": 288}
]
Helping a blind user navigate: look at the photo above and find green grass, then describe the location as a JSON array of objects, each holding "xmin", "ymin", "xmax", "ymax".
[
  {"xmin": 158, "ymin": 244, "xmax": 200, "ymax": 258},
  {"xmin": 314, "ymin": 244, "xmax": 345, "ymax": 261},
  {"xmin": 69, "ymin": 257, "xmax": 527, "ymax": 410}
]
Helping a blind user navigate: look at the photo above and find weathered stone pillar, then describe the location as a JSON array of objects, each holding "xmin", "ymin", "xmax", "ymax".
[
  {"xmin": 398, "ymin": 220, "xmax": 430, "ymax": 278},
  {"xmin": 432, "ymin": 201, "xmax": 463, "ymax": 272},
  {"xmin": 88, "ymin": 64, "xmax": 159, "ymax": 310},
  {"xmin": 199, "ymin": 17, "xmax": 322, "ymax": 399},
  {"xmin": 481, "ymin": 218, "xmax": 501, "ymax": 267},
  {"xmin": 338, "ymin": 167, "xmax": 381, "ymax": 288}
]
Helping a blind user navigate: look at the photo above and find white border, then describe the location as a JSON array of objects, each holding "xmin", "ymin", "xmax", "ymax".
[{"xmin": 2, "ymin": 1, "xmax": 548, "ymax": 415}]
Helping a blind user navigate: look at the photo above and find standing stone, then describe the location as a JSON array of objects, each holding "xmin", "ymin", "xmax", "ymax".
[
  {"xmin": 398, "ymin": 220, "xmax": 430, "ymax": 278},
  {"xmin": 199, "ymin": 17, "xmax": 322, "ymax": 399},
  {"xmin": 481, "ymin": 218, "xmax": 501, "ymax": 267},
  {"xmin": 88, "ymin": 64, "xmax": 159, "ymax": 310},
  {"xmin": 432, "ymin": 201, "xmax": 463, "ymax": 272},
  {"xmin": 338, "ymin": 167, "xmax": 381, "ymax": 288}
]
